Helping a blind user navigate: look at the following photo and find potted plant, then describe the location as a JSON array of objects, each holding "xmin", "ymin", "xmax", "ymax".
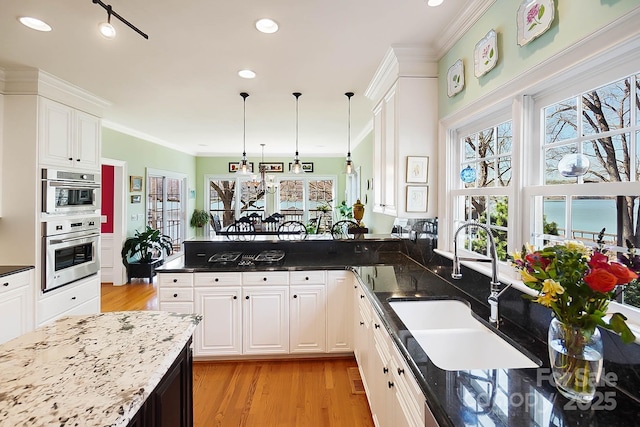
[
  {"xmin": 121, "ymin": 226, "xmax": 173, "ymax": 282},
  {"xmin": 190, "ymin": 209, "xmax": 210, "ymax": 228}
]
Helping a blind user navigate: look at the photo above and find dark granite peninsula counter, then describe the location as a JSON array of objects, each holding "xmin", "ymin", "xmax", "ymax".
[
  {"xmin": 160, "ymin": 236, "xmax": 640, "ymax": 426},
  {"xmin": 0, "ymin": 311, "xmax": 199, "ymax": 426}
]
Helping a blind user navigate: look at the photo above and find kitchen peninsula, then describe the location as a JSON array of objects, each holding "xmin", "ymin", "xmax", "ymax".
[
  {"xmin": 0, "ymin": 311, "xmax": 200, "ymax": 426},
  {"xmin": 157, "ymin": 235, "xmax": 640, "ymax": 426}
]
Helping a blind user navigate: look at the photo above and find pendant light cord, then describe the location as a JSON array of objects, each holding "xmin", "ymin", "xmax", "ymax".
[
  {"xmin": 346, "ymin": 92, "xmax": 354, "ymax": 157},
  {"xmin": 241, "ymin": 92, "xmax": 249, "ymax": 157},
  {"xmin": 293, "ymin": 92, "xmax": 301, "ymax": 157}
]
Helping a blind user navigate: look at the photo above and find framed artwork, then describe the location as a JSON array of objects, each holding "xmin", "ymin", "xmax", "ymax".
[
  {"xmin": 474, "ymin": 29, "xmax": 498, "ymax": 77},
  {"xmin": 229, "ymin": 162, "xmax": 254, "ymax": 173},
  {"xmin": 288, "ymin": 162, "xmax": 314, "ymax": 173},
  {"xmin": 447, "ymin": 59, "xmax": 465, "ymax": 97},
  {"xmin": 406, "ymin": 186, "xmax": 428, "ymax": 212},
  {"xmin": 406, "ymin": 156, "xmax": 428, "ymax": 183},
  {"xmin": 517, "ymin": 0, "xmax": 555, "ymax": 47},
  {"xmin": 130, "ymin": 195, "xmax": 141, "ymax": 204},
  {"xmin": 129, "ymin": 176, "xmax": 143, "ymax": 192},
  {"xmin": 260, "ymin": 162, "xmax": 284, "ymax": 173}
]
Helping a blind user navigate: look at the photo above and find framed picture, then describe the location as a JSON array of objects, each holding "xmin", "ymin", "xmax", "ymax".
[
  {"xmin": 130, "ymin": 195, "xmax": 141, "ymax": 204},
  {"xmin": 474, "ymin": 29, "xmax": 498, "ymax": 78},
  {"xmin": 517, "ymin": 0, "xmax": 555, "ymax": 47},
  {"xmin": 447, "ymin": 59, "xmax": 465, "ymax": 97},
  {"xmin": 229, "ymin": 162, "xmax": 254, "ymax": 173},
  {"xmin": 130, "ymin": 176, "xmax": 143, "ymax": 192},
  {"xmin": 288, "ymin": 162, "xmax": 314, "ymax": 173},
  {"xmin": 260, "ymin": 162, "xmax": 284, "ymax": 173},
  {"xmin": 406, "ymin": 156, "xmax": 429, "ymax": 183},
  {"xmin": 406, "ymin": 186, "xmax": 428, "ymax": 212}
]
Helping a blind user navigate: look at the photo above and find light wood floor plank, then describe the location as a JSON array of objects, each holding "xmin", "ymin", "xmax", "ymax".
[{"xmin": 101, "ymin": 282, "xmax": 374, "ymax": 426}]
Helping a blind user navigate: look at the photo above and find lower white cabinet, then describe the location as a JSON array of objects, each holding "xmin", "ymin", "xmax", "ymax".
[
  {"xmin": 37, "ymin": 274, "xmax": 100, "ymax": 327},
  {"xmin": 326, "ymin": 270, "xmax": 353, "ymax": 353},
  {"xmin": 290, "ymin": 284, "xmax": 326, "ymax": 353},
  {"xmin": 194, "ymin": 287, "xmax": 242, "ymax": 356},
  {"xmin": 0, "ymin": 269, "xmax": 34, "ymax": 344},
  {"xmin": 243, "ymin": 286, "xmax": 290, "ymax": 354}
]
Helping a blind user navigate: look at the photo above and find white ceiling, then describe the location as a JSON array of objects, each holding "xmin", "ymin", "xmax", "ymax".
[{"xmin": 0, "ymin": 0, "xmax": 487, "ymax": 157}]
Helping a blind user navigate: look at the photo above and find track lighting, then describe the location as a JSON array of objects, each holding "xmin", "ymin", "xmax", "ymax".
[{"xmin": 91, "ymin": 0, "xmax": 148, "ymax": 40}]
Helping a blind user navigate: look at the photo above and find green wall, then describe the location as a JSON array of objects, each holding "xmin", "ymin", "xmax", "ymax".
[
  {"xmin": 102, "ymin": 128, "xmax": 197, "ymax": 237},
  {"xmin": 438, "ymin": 0, "xmax": 639, "ymax": 117}
]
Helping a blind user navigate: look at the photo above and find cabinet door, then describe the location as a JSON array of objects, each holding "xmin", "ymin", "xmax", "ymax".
[
  {"xmin": 0, "ymin": 286, "xmax": 31, "ymax": 344},
  {"xmin": 74, "ymin": 110, "xmax": 101, "ymax": 170},
  {"xmin": 194, "ymin": 287, "xmax": 242, "ymax": 356},
  {"xmin": 290, "ymin": 284, "xmax": 326, "ymax": 353},
  {"xmin": 372, "ymin": 103, "xmax": 384, "ymax": 214},
  {"xmin": 326, "ymin": 270, "xmax": 353, "ymax": 352},
  {"xmin": 39, "ymin": 98, "xmax": 74, "ymax": 167},
  {"xmin": 152, "ymin": 341, "xmax": 193, "ymax": 427},
  {"xmin": 382, "ymin": 87, "xmax": 397, "ymax": 216},
  {"xmin": 243, "ymin": 286, "xmax": 289, "ymax": 354}
]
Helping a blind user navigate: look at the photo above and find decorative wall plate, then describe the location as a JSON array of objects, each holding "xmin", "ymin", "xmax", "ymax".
[
  {"xmin": 447, "ymin": 59, "xmax": 465, "ymax": 97},
  {"xmin": 474, "ymin": 29, "xmax": 498, "ymax": 77},
  {"xmin": 517, "ymin": 0, "xmax": 555, "ymax": 46}
]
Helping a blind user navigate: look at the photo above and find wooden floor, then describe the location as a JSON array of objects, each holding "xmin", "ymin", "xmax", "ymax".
[{"xmin": 100, "ymin": 281, "xmax": 374, "ymax": 427}]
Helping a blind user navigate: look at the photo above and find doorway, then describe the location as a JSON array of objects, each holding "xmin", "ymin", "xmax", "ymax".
[{"xmin": 101, "ymin": 158, "xmax": 126, "ymax": 285}]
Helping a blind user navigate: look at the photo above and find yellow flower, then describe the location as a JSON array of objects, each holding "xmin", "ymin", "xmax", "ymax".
[
  {"xmin": 520, "ymin": 269, "xmax": 539, "ymax": 284},
  {"xmin": 541, "ymin": 278, "xmax": 564, "ymax": 296},
  {"xmin": 512, "ymin": 251, "xmax": 522, "ymax": 262},
  {"xmin": 564, "ymin": 240, "xmax": 590, "ymax": 256},
  {"xmin": 534, "ymin": 292, "xmax": 556, "ymax": 307},
  {"xmin": 525, "ymin": 242, "xmax": 535, "ymax": 254}
]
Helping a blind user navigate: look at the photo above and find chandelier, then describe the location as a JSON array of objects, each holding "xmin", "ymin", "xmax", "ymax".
[{"xmin": 248, "ymin": 144, "xmax": 277, "ymax": 195}]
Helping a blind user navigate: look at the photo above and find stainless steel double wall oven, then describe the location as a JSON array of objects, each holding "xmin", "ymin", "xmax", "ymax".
[{"xmin": 41, "ymin": 169, "xmax": 101, "ymax": 292}]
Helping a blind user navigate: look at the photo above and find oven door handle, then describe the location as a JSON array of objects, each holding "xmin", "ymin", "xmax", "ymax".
[
  {"xmin": 47, "ymin": 181, "xmax": 101, "ymax": 189},
  {"xmin": 49, "ymin": 233, "xmax": 101, "ymax": 244}
]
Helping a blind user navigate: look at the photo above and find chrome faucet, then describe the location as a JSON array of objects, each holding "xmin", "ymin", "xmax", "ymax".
[{"xmin": 451, "ymin": 221, "xmax": 511, "ymax": 327}]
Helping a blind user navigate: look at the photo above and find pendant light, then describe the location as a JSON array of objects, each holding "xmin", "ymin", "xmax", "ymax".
[
  {"xmin": 345, "ymin": 92, "xmax": 355, "ymax": 175},
  {"xmin": 238, "ymin": 92, "xmax": 250, "ymax": 174},
  {"xmin": 291, "ymin": 92, "xmax": 303, "ymax": 174}
]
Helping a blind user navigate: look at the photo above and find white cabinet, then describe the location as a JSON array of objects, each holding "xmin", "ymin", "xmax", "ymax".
[
  {"xmin": 158, "ymin": 272, "xmax": 195, "ymax": 314},
  {"xmin": 326, "ymin": 270, "xmax": 353, "ymax": 353},
  {"xmin": 243, "ymin": 286, "xmax": 290, "ymax": 354},
  {"xmin": 193, "ymin": 272, "xmax": 242, "ymax": 356},
  {"xmin": 0, "ymin": 269, "xmax": 34, "ymax": 344},
  {"xmin": 290, "ymin": 270, "xmax": 326, "ymax": 353},
  {"xmin": 373, "ymin": 87, "xmax": 398, "ymax": 216},
  {"xmin": 39, "ymin": 97, "xmax": 101, "ymax": 170},
  {"xmin": 37, "ymin": 274, "xmax": 100, "ymax": 326}
]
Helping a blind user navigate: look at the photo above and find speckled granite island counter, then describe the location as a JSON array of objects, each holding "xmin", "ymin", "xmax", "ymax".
[{"xmin": 0, "ymin": 311, "xmax": 200, "ymax": 427}]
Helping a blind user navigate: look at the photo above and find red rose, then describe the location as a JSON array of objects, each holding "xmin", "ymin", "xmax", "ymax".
[
  {"xmin": 584, "ymin": 268, "xmax": 618, "ymax": 293},
  {"xmin": 589, "ymin": 251, "xmax": 609, "ymax": 269},
  {"xmin": 607, "ymin": 262, "xmax": 639, "ymax": 285},
  {"xmin": 525, "ymin": 252, "xmax": 550, "ymax": 269}
]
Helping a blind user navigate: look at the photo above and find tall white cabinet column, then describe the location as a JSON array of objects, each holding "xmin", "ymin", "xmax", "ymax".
[{"xmin": 365, "ymin": 46, "xmax": 439, "ymax": 218}]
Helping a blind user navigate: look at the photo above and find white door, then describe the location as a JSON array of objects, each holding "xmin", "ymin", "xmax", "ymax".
[
  {"xmin": 100, "ymin": 159, "xmax": 126, "ymax": 285},
  {"xmin": 243, "ymin": 286, "xmax": 289, "ymax": 354}
]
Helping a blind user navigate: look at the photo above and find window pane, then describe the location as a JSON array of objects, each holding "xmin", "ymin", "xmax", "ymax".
[
  {"xmin": 478, "ymin": 127, "xmax": 496, "ymax": 157},
  {"xmin": 582, "ymin": 133, "xmax": 632, "ymax": 183},
  {"xmin": 570, "ymin": 196, "xmax": 617, "ymax": 244},
  {"xmin": 165, "ymin": 178, "xmax": 182, "ymax": 251},
  {"xmin": 464, "ymin": 135, "xmax": 476, "ymax": 161},
  {"xmin": 545, "ymin": 98, "xmax": 577, "ymax": 144},
  {"xmin": 478, "ymin": 158, "xmax": 495, "ymax": 188},
  {"xmin": 497, "ymin": 157, "xmax": 511, "ymax": 186},
  {"xmin": 542, "ymin": 196, "xmax": 566, "ymax": 239},
  {"xmin": 544, "ymin": 144, "xmax": 577, "ymax": 185},
  {"xmin": 582, "ymin": 77, "xmax": 630, "ymax": 135},
  {"xmin": 239, "ymin": 180, "xmax": 265, "ymax": 217},
  {"xmin": 497, "ymin": 121, "xmax": 512, "ymax": 155},
  {"xmin": 209, "ymin": 179, "xmax": 237, "ymax": 227},
  {"xmin": 280, "ymin": 179, "xmax": 303, "ymax": 222}
]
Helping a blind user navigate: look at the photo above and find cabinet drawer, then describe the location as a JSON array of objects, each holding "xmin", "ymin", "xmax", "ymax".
[
  {"xmin": 158, "ymin": 273, "xmax": 194, "ymax": 288},
  {"xmin": 0, "ymin": 270, "xmax": 31, "ymax": 296},
  {"xmin": 37, "ymin": 277, "xmax": 99, "ymax": 325},
  {"xmin": 290, "ymin": 270, "xmax": 325, "ymax": 285},
  {"xmin": 159, "ymin": 288, "xmax": 194, "ymax": 302},
  {"xmin": 243, "ymin": 271, "xmax": 289, "ymax": 285},
  {"xmin": 195, "ymin": 272, "xmax": 242, "ymax": 287}
]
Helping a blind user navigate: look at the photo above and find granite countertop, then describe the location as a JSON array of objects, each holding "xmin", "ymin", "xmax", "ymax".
[
  {"xmin": 0, "ymin": 265, "xmax": 34, "ymax": 278},
  {"xmin": 0, "ymin": 311, "xmax": 200, "ymax": 427}
]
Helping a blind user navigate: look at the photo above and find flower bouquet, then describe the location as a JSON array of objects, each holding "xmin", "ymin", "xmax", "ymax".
[{"xmin": 511, "ymin": 233, "xmax": 638, "ymax": 401}]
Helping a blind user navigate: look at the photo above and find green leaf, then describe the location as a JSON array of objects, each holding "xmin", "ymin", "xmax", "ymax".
[
  {"xmin": 489, "ymin": 48, "xmax": 494, "ymax": 59},
  {"xmin": 538, "ymin": 5, "xmax": 545, "ymax": 20},
  {"xmin": 608, "ymin": 312, "xmax": 636, "ymax": 344}
]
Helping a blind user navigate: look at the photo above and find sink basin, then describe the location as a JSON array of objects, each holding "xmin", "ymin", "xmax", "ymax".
[{"xmin": 388, "ymin": 299, "xmax": 540, "ymax": 371}]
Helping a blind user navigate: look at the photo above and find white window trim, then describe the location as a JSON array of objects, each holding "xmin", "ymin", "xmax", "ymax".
[{"xmin": 439, "ymin": 10, "xmax": 640, "ymax": 332}]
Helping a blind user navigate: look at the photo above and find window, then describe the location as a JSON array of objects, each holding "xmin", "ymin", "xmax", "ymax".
[
  {"xmin": 452, "ymin": 119, "xmax": 513, "ymax": 261},
  {"xmin": 146, "ymin": 169, "xmax": 187, "ymax": 256},
  {"xmin": 206, "ymin": 174, "xmax": 336, "ymax": 233}
]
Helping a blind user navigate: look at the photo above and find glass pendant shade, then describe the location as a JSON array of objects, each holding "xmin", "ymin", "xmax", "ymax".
[{"xmin": 558, "ymin": 153, "xmax": 590, "ymax": 177}]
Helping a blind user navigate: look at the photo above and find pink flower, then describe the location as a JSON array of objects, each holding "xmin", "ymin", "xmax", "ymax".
[{"xmin": 527, "ymin": 4, "xmax": 540, "ymax": 24}]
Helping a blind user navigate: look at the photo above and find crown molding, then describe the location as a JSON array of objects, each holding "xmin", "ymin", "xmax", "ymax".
[
  {"xmin": 365, "ymin": 45, "xmax": 438, "ymax": 105},
  {"xmin": 434, "ymin": 0, "xmax": 497, "ymax": 59},
  {"xmin": 102, "ymin": 120, "xmax": 198, "ymax": 156}
]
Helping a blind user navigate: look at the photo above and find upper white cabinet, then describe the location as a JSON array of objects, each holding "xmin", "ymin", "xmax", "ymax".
[
  {"xmin": 39, "ymin": 97, "xmax": 101, "ymax": 170},
  {"xmin": 366, "ymin": 46, "xmax": 438, "ymax": 218}
]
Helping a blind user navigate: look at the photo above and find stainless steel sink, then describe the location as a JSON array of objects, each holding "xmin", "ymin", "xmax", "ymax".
[{"xmin": 388, "ymin": 299, "xmax": 540, "ymax": 371}]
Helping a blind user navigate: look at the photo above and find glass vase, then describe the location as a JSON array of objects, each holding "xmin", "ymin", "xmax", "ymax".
[{"xmin": 547, "ymin": 317, "xmax": 603, "ymax": 403}]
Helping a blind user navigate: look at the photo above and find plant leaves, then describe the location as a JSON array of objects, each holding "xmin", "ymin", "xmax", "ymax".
[{"xmin": 609, "ymin": 312, "xmax": 636, "ymax": 344}]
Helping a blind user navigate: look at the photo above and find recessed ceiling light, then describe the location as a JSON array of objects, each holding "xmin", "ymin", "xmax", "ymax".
[
  {"xmin": 18, "ymin": 16, "xmax": 52, "ymax": 32},
  {"xmin": 238, "ymin": 69, "xmax": 256, "ymax": 79},
  {"xmin": 427, "ymin": 0, "xmax": 444, "ymax": 6},
  {"xmin": 255, "ymin": 18, "xmax": 279, "ymax": 34}
]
